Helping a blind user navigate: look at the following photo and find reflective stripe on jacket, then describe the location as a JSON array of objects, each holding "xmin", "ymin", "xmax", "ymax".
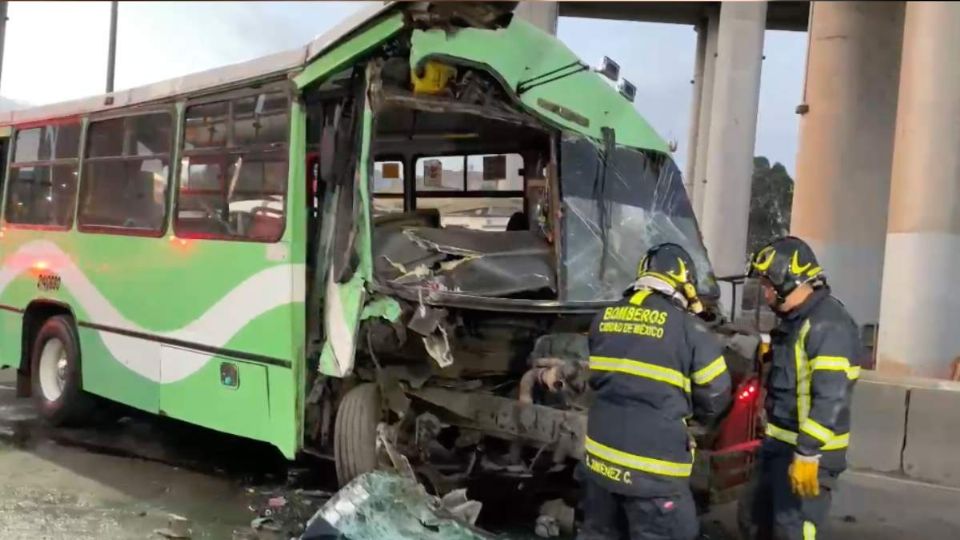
[
  {"xmin": 585, "ymin": 287, "xmax": 732, "ymax": 496},
  {"xmin": 765, "ymin": 287, "xmax": 862, "ymax": 468}
]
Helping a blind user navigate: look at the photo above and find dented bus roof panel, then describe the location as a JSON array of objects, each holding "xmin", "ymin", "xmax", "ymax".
[{"xmin": 410, "ymin": 18, "xmax": 670, "ymax": 154}]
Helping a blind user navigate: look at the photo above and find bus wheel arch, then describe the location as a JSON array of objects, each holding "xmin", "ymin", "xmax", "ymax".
[
  {"xmin": 18, "ymin": 301, "xmax": 75, "ymax": 398},
  {"xmin": 25, "ymin": 309, "xmax": 94, "ymax": 425}
]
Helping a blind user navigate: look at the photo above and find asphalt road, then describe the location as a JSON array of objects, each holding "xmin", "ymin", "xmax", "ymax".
[
  {"xmin": 1, "ymin": 366, "xmax": 959, "ymax": 539},
  {"xmin": 704, "ymin": 469, "xmax": 960, "ymax": 539},
  {"xmin": 0, "ymin": 368, "xmax": 320, "ymax": 540}
]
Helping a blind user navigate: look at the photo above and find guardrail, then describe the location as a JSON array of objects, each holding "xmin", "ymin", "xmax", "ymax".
[{"xmin": 850, "ymin": 371, "xmax": 960, "ymax": 487}]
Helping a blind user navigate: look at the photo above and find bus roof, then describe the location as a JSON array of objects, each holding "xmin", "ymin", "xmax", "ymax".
[
  {"xmin": 410, "ymin": 18, "xmax": 669, "ymax": 153},
  {"xmin": 0, "ymin": 2, "xmax": 394, "ymax": 127},
  {"xmin": 1, "ymin": 3, "xmax": 669, "ymax": 154}
]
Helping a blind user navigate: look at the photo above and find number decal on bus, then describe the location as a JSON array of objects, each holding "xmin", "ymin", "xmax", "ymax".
[{"xmin": 37, "ymin": 273, "xmax": 62, "ymax": 292}]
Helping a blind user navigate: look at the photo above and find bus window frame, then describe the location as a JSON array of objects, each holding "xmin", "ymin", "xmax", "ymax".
[
  {"xmin": 371, "ymin": 155, "xmax": 406, "ymax": 193},
  {"xmin": 3, "ymin": 118, "xmax": 85, "ymax": 232},
  {"xmin": 405, "ymin": 152, "xmax": 526, "ymax": 232},
  {"xmin": 173, "ymin": 83, "xmax": 293, "ymax": 244},
  {"xmin": 77, "ymin": 108, "xmax": 177, "ymax": 238},
  {"xmin": 370, "ymin": 155, "xmax": 407, "ymax": 218},
  {"xmin": 411, "ymin": 151, "xmax": 526, "ymax": 199}
]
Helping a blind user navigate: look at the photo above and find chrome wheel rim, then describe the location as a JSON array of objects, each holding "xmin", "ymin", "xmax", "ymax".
[{"xmin": 38, "ymin": 337, "xmax": 67, "ymax": 402}]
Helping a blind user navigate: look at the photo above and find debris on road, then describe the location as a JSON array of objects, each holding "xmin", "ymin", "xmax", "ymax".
[
  {"xmin": 242, "ymin": 487, "xmax": 328, "ymax": 538},
  {"xmin": 250, "ymin": 516, "xmax": 282, "ymax": 532},
  {"xmin": 534, "ymin": 499, "xmax": 574, "ymax": 538},
  {"xmin": 154, "ymin": 514, "xmax": 192, "ymax": 539},
  {"xmin": 302, "ymin": 471, "xmax": 494, "ymax": 540},
  {"xmin": 298, "ymin": 489, "xmax": 334, "ymax": 499}
]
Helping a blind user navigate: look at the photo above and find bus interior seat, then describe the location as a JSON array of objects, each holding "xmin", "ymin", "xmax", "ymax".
[
  {"xmin": 373, "ymin": 208, "xmax": 441, "ymax": 229},
  {"xmin": 91, "ymin": 171, "xmax": 162, "ymax": 229},
  {"xmin": 248, "ymin": 206, "xmax": 284, "ymax": 241},
  {"xmin": 506, "ymin": 211, "xmax": 528, "ymax": 231}
]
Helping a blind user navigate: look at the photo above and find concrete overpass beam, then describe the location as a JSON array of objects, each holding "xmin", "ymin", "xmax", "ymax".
[
  {"xmin": 700, "ymin": 1, "xmax": 767, "ymax": 282},
  {"xmin": 691, "ymin": 9, "xmax": 720, "ymax": 217},
  {"xmin": 877, "ymin": 2, "xmax": 960, "ymax": 378},
  {"xmin": 514, "ymin": 2, "xmax": 559, "ymax": 35},
  {"xmin": 790, "ymin": 1, "xmax": 904, "ymax": 328},
  {"xmin": 683, "ymin": 19, "xmax": 707, "ymax": 197}
]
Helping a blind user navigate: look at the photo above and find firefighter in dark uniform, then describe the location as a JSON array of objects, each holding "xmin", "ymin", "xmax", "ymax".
[
  {"xmin": 579, "ymin": 243, "xmax": 732, "ymax": 540},
  {"xmin": 740, "ymin": 236, "xmax": 862, "ymax": 540}
]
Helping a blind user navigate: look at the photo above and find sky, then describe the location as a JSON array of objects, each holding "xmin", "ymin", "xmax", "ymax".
[{"xmin": 0, "ymin": 2, "xmax": 805, "ymax": 174}]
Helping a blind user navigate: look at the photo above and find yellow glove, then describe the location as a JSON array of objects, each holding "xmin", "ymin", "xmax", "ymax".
[{"xmin": 789, "ymin": 453, "xmax": 820, "ymax": 498}]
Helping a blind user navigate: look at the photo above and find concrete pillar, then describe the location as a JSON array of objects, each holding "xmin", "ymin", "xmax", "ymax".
[
  {"xmin": 877, "ymin": 2, "xmax": 960, "ymax": 379},
  {"xmin": 699, "ymin": 1, "xmax": 766, "ymax": 282},
  {"xmin": 683, "ymin": 19, "xmax": 707, "ymax": 197},
  {"xmin": 691, "ymin": 10, "xmax": 719, "ymax": 219},
  {"xmin": 790, "ymin": 1, "xmax": 904, "ymax": 327},
  {"xmin": 514, "ymin": 2, "xmax": 558, "ymax": 35}
]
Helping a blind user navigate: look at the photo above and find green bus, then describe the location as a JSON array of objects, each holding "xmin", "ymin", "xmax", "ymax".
[{"xmin": 0, "ymin": 2, "xmax": 760, "ymax": 504}]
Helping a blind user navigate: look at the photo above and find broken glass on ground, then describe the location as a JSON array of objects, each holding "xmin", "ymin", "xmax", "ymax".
[{"xmin": 302, "ymin": 471, "xmax": 497, "ymax": 540}]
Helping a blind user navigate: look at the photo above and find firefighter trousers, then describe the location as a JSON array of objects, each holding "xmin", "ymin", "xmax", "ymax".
[
  {"xmin": 577, "ymin": 476, "xmax": 698, "ymax": 540},
  {"xmin": 739, "ymin": 438, "xmax": 839, "ymax": 540}
]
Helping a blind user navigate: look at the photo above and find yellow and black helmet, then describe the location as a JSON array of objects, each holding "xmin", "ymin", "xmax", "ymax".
[
  {"xmin": 637, "ymin": 243, "xmax": 702, "ymax": 313},
  {"xmin": 748, "ymin": 236, "xmax": 825, "ymax": 302}
]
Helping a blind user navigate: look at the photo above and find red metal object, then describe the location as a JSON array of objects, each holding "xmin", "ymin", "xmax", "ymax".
[
  {"xmin": 714, "ymin": 376, "xmax": 762, "ymax": 450},
  {"xmin": 706, "ymin": 376, "xmax": 764, "ymax": 494}
]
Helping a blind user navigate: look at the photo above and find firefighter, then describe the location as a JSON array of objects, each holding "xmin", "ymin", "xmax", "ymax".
[
  {"xmin": 740, "ymin": 236, "xmax": 862, "ymax": 540},
  {"xmin": 578, "ymin": 243, "xmax": 732, "ymax": 540}
]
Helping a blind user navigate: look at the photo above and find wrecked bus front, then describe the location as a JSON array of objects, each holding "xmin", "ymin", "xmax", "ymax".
[
  {"xmin": 368, "ymin": 14, "xmax": 719, "ymax": 309},
  {"xmin": 299, "ymin": 3, "xmax": 762, "ymax": 522},
  {"xmin": 372, "ymin": 134, "xmax": 719, "ymax": 308}
]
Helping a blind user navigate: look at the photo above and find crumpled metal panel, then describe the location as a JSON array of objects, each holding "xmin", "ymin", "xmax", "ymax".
[
  {"xmin": 409, "ymin": 19, "xmax": 669, "ymax": 153},
  {"xmin": 406, "ymin": 228, "xmax": 553, "ymax": 257},
  {"xmin": 373, "ymin": 227, "xmax": 446, "ymax": 282},
  {"xmin": 374, "ymin": 227, "xmax": 556, "ymax": 296},
  {"xmin": 439, "ymin": 254, "xmax": 554, "ymax": 297}
]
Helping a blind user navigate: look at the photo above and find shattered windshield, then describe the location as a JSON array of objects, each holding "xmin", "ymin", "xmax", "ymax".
[{"xmin": 560, "ymin": 135, "xmax": 719, "ymax": 302}]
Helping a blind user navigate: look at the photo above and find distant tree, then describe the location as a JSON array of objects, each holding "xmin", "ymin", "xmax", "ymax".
[{"xmin": 747, "ymin": 156, "xmax": 794, "ymax": 257}]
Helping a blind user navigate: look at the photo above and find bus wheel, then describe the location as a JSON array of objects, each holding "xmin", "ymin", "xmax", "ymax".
[
  {"xmin": 334, "ymin": 383, "xmax": 382, "ymax": 486},
  {"xmin": 30, "ymin": 315, "xmax": 94, "ymax": 426}
]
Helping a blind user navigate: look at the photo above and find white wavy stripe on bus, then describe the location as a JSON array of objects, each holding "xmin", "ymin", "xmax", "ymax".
[{"xmin": 0, "ymin": 240, "xmax": 306, "ymax": 383}]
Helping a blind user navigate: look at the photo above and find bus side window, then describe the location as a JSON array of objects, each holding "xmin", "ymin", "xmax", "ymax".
[
  {"xmin": 176, "ymin": 91, "xmax": 289, "ymax": 242},
  {"xmin": 78, "ymin": 112, "xmax": 172, "ymax": 235},
  {"xmin": 372, "ymin": 160, "xmax": 403, "ymax": 217},
  {"xmin": 413, "ymin": 153, "xmax": 525, "ymax": 231},
  {"xmin": 4, "ymin": 123, "xmax": 81, "ymax": 228}
]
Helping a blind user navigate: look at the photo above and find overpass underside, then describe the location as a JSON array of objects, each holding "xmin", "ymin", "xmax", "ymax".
[{"xmin": 517, "ymin": 1, "xmax": 959, "ymax": 381}]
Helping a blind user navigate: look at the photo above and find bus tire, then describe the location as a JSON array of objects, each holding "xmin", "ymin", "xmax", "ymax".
[
  {"xmin": 30, "ymin": 315, "xmax": 94, "ymax": 426},
  {"xmin": 334, "ymin": 383, "xmax": 381, "ymax": 486}
]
